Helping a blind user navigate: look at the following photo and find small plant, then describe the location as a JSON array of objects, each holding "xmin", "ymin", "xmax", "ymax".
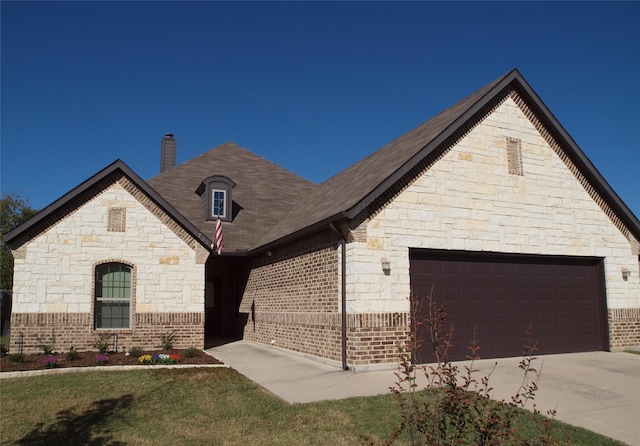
[
  {"xmin": 93, "ymin": 333, "xmax": 111, "ymax": 353},
  {"xmin": 159, "ymin": 331, "xmax": 176, "ymax": 350},
  {"xmin": 0, "ymin": 336, "xmax": 8, "ymax": 355},
  {"xmin": 127, "ymin": 346, "xmax": 143, "ymax": 357},
  {"xmin": 365, "ymin": 290, "xmax": 560, "ymax": 446},
  {"xmin": 65, "ymin": 346, "xmax": 80, "ymax": 361},
  {"xmin": 95, "ymin": 354, "xmax": 109, "ymax": 365},
  {"xmin": 184, "ymin": 347, "xmax": 198, "ymax": 358},
  {"xmin": 34, "ymin": 330, "xmax": 56, "ymax": 355},
  {"xmin": 43, "ymin": 356, "xmax": 58, "ymax": 369},
  {"xmin": 138, "ymin": 353, "xmax": 180, "ymax": 365},
  {"xmin": 8, "ymin": 353, "xmax": 24, "ymax": 363}
]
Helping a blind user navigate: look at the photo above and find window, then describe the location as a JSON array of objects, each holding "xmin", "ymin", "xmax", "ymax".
[
  {"xmin": 212, "ymin": 189, "xmax": 226, "ymax": 219},
  {"xmin": 95, "ymin": 263, "xmax": 131, "ymax": 329},
  {"xmin": 196, "ymin": 176, "xmax": 236, "ymax": 222}
]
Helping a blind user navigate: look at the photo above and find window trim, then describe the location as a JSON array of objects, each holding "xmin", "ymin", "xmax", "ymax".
[
  {"xmin": 94, "ymin": 261, "xmax": 134, "ymax": 330},
  {"xmin": 211, "ymin": 189, "xmax": 227, "ymax": 219}
]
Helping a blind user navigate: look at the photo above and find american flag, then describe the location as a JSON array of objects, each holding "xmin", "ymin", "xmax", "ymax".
[{"xmin": 215, "ymin": 218, "xmax": 223, "ymax": 255}]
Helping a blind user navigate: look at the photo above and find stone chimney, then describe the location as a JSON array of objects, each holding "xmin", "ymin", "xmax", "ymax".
[{"xmin": 160, "ymin": 133, "xmax": 176, "ymax": 173}]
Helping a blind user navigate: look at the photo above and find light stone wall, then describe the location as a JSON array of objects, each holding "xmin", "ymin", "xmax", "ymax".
[
  {"xmin": 11, "ymin": 182, "xmax": 205, "ymax": 315},
  {"xmin": 347, "ymin": 96, "xmax": 640, "ymax": 314}
]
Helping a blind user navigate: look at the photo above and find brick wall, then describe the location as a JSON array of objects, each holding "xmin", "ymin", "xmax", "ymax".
[
  {"xmin": 9, "ymin": 312, "xmax": 204, "ymax": 354},
  {"xmin": 241, "ymin": 230, "xmax": 343, "ymax": 361},
  {"xmin": 609, "ymin": 308, "xmax": 640, "ymax": 349}
]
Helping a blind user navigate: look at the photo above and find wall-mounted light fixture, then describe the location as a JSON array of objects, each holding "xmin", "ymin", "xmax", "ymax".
[
  {"xmin": 621, "ymin": 268, "xmax": 631, "ymax": 281},
  {"xmin": 381, "ymin": 258, "xmax": 391, "ymax": 275}
]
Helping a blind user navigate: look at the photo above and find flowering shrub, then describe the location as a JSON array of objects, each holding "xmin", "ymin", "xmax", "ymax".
[
  {"xmin": 43, "ymin": 357, "xmax": 58, "ymax": 369},
  {"xmin": 138, "ymin": 354, "xmax": 180, "ymax": 365},
  {"xmin": 95, "ymin": 354, "xmax": 109, "ymax": 365}
]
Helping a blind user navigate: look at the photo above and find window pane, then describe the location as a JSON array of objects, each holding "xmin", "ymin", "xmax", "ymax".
[
  {"xmin": 212, "ymin": 190, "xmax": 225, "ymax": 218},
  {"xmin": 95, "ymin": 263, "xmax": 131, "ymax": 328}
]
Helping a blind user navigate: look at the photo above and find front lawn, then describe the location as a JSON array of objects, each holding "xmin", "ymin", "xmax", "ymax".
[{"xmin": 0, "ymin": 368, "xmax": 625, "ymax": 445}]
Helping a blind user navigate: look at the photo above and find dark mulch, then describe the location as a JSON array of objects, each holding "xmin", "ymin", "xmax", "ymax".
[{"xmin": 0, "ymin": 349, "xmax": 223, "ymax": 373}]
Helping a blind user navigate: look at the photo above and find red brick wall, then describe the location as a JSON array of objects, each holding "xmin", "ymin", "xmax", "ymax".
[{"xmin": 9, "ymin": 312, "xmax": 203, "ymax": 354}]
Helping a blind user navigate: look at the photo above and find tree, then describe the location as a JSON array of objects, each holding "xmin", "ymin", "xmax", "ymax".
[{"xmin": 1, "ymin": 193, "xmax": 38, "ymax": 289}]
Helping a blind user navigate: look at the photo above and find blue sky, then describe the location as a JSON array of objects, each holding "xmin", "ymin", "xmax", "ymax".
[{"xmin": 2, "ymin": 1, "xmax": 639, "ymax": 220}]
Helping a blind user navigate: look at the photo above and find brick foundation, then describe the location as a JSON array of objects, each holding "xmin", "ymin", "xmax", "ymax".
[
  {"xmin": 608, "ymin": 308, "xmax": 640, "ymax": 350},
  {"xmin": 9, "ymin": 312, "xmax": 204, "ymax": 354}
]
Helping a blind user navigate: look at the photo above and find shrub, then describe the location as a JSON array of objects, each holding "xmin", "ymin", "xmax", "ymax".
[
  {"xmin": 127, "ymin": 346, "xmax": 143, "ymax": 357},
  {"xmin": 34, "ymin": 330, "xmax": 56, "ymax": 355},
  {"xmin": 184, "ymin": 347, "xmax": 198, "ymax": 358},
  {"xmin": 364, "ymin": 291, "xmax": 559, "ymax": 446},
  {"xmin": 43, "ymin": 357, "xmax": 58, "ymax": 369},
  {"xmin": 95, "ymin": 354, "xmax": 109, "ymax": 365},
  {"xmin": 159, "ymin": 331, "xmax": 176, "ymax": 350},
  {"xmin": 93, "ymin": 333, "xmax": 111, "ymax": 353},
  {"xmin": 65, "ymin": 347, "xmax": 80, "ymax": 361},
  {"xmin": 8, "ymin": 353, "xmax": 24, "ymax": 363},
  {"xmin": 0, "ymin": 336, "xmax": 8, "ymax": 354}
]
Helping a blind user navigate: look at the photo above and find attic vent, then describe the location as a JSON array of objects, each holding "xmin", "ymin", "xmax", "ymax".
[
  {"xmin": 108, "ymin": 207, "xmax": 126, "ymax": 232},
  {"xmin": 506, "ymin": 137, "xmax": 523, "ymax": 176}
]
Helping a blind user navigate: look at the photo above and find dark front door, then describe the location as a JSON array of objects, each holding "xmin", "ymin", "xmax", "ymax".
[{"xmin": 410, "ymin": 249, "xmax": 608, "ymax": 362}]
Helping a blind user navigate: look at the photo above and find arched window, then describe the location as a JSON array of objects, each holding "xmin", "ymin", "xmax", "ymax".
[{"xmin": 95, "ymin": 262, "xmax": 132, "ymax": 329}]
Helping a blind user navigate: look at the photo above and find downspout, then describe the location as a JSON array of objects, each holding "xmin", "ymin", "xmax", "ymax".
[{"xmin": 330, "ymin": 223, "xmax": 349, "ymax": 370}]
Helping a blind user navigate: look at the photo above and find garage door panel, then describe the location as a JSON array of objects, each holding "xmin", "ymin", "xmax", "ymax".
[{"xmin": 410, "ymin": 250, "xmax": 606, "ymax": 362}]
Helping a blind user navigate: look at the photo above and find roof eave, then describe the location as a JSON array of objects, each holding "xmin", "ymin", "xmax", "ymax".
[
  {"xmin": 345, "ymin": 69, "xmax": 640, "ymax": 241},
  {"xmin": 4, "ymin": 160, "xmax": 214, "ymax": 251},
  {"xmin": 248, "ymin": 212, "xmax": 349, "ymax": 256}
]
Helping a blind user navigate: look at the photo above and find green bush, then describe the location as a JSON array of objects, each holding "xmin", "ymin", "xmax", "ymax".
[
  {"xmin": 0, "ymin": 336, "xmax": 8, "ymax": 354},
  {"xmin": 184, "ymin": 347, "xmax": 198, "ymax": 358},
  {"xmin": 93, "ymin": 333, "xmax": 111, "ymax": 353},
  {"xmin": 127, "ymin": 346, "xmax": 143, "ymax": 357},
  {"xmin": 65, "ymin": 347, "xmax": 80, "ymax": 361},
  {"xmin": 159, "ymin": 331, "xmax": 176, "ymax": 350},
  {"xmin": 34, "ymin": 330, "xmax": 56, "ymax": 355},
  {"xmin": 8, "ymin": 353, "xmax": 24, "ymax": 363}
]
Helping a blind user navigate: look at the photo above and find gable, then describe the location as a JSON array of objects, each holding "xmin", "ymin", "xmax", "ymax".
[
  {"xmin": 5, "ymin": 160, "xmax": 212, "ymax": 253},
  {"xmin": 252, "ymin": 69, "xmax": 640, "ymax": 252}
]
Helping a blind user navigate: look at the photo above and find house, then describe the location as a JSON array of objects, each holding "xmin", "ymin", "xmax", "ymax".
[{"xmin": 5, "ymin": 69, "xmax": 640, "ymax": 370}]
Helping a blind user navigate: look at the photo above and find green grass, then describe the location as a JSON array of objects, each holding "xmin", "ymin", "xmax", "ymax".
[{"xmin": 0, "ymin": 368, "xmax": 625, "ymax": 445}]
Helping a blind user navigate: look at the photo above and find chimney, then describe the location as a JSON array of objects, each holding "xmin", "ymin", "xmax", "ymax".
[{"xmin": 160, "ymin": 133, "xmax": 176, "ymax": 173}]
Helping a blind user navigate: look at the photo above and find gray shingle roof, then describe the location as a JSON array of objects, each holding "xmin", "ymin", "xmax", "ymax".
[{"xmin": 147, "ymin": 142, "xmax": 316, "ymax": 254}]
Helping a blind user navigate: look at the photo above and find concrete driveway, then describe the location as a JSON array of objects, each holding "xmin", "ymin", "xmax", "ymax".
[{"xmin": 207, "ymin": 341, "xmax": 640, "ymax": 445}]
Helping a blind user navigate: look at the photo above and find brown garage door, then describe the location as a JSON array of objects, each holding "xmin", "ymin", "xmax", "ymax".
[{"xmin": 410, "ymin": 249, "xmax": 608, "ymax": 363}]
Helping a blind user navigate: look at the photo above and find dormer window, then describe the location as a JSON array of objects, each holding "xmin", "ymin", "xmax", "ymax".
[
  {"xmin": 212, "ymin": 189, "xmax": 226, "ymax": 219},
  {"xmin": 196, "ymin": 175, "xmax": 236, "ymax": 222}
]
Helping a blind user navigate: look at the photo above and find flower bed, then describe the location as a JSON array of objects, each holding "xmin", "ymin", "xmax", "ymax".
[{"xmin": 0, "ymin": 349, "xmax": 222, "ymax": 373}]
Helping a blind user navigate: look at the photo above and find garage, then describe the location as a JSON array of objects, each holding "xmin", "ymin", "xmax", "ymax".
[{"xmin": 409, "ymin": 249, "xmax": 609, "ymax": 363}]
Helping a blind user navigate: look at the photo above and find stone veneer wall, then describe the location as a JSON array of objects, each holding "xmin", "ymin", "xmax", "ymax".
[
  {"xmin": 343, "ymin": 90, "xmax": 640, "ymax": 362},
  {"xmin": 9, "ymin": 176, "xmax": 206, "ymax": 354}
]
